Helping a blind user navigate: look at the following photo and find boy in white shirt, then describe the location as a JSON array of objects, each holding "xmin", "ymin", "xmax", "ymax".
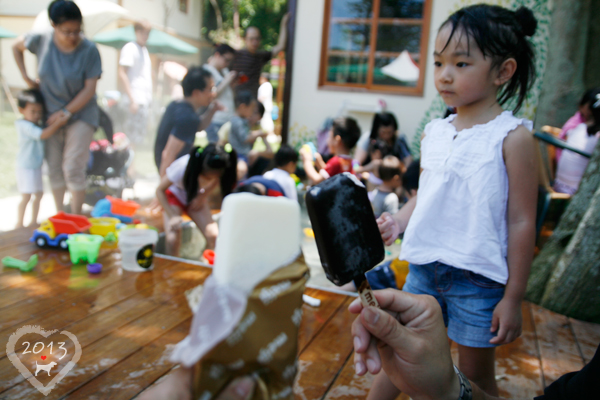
[
  {"xmin": 119, "ymin": 20, "xmax": 153, "ymax": 145},
  {"xmin": 15, "ymin": 90, "xmax": 69, "ymax": 228},
  {"xmin": 263, "ymin": 144, "xmax": 298, "ymax": 201}
]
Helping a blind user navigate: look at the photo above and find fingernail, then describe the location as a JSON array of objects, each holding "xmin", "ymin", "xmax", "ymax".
[
  {"xmin": 353, "ymin": 336, "xmax": 362, "ymax": 349},
  {"xmin": 234, "ymin": 377, "xmax": 254, "ymax": 398},
  {"xmin": 366, "ymin": 359, "xmax": 377, "ymax": 373},
  {"xmin": 355, "ymin": 361, "xmax": 366, "ymax": 375},
  {"xmin": 363, "ymin": 307, "xmax": 379, "ymax": 325}
]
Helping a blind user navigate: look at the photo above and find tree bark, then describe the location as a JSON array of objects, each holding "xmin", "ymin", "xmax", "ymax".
[
  {"xmin": 233, "ymin": 0, "xmax": 240, "ymax": 38},
  {"xmin": 526, "ymin": 140, "xmax": 600, "ymax": 303},
  {"xmin": 209, "ymin": 0, "xmax": 223, "ymax": 30},
  {"xmin": 534, "ymin": 0, "xmax": 590, "ymax": 129},
  {"xmin": 538, "ymin": 182, "xmax": 600, "ymax": 322},
  {"xmin": 584, "ymin": 0, "xmax": 600, "ymax": 89}
]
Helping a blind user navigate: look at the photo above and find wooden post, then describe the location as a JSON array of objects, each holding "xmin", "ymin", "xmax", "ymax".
[{"xmin": 280, "ymin": 0, "xmax": 297, "ymax": 145}]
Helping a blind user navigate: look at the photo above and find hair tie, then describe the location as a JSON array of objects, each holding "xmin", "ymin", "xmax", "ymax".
[{"xmin": 224, "ymin": 143, "xmax": 233, "ymax": 153}]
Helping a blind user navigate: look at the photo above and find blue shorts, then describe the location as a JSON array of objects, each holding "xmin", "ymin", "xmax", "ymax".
[{"xmin": 403, "ymin": 262, "xmax": 505, "ymax": 348}]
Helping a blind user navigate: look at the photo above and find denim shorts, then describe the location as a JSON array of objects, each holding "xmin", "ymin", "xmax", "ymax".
[{"xmin": 403, "ymin": 261, "xmax": 505, "ymax": 348}]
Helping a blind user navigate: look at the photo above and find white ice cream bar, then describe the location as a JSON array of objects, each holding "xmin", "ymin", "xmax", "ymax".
[{"xmin": 213, "ymin": 193, "xmax": 302, "ymax": 294}]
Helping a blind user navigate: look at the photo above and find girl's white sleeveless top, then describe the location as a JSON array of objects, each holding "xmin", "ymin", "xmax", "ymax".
[{"xmin": 400, "ymin": 111, "xmax": 533, "ymax": 284}]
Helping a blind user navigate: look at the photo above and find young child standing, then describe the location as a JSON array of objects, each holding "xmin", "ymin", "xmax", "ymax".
[
  {"xmin": 358, "ymin": 5, "xmax": 539, "ymax": 398},
  {"xmin": 369, "ymin": 155, "xmax": 403, "ymax": 218},
  {"xmin": 220, "ymin": 90, "xmax": 269, "ymax": 179},
  {"xmin": 301, "ymin": 116, "xmax": 361, "ymax": 184},
  {"xmin": 15, "ymin": 89, "xmax": 69, "ymax": 228},
  {"xmin": 263, "ymin": 144, "xmax": 299, "ymax": 201}
]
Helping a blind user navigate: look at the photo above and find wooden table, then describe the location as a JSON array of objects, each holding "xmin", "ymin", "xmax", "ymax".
[{"xmin": 1, "ymin": 227, "xmax": 599, "ymax": 400}]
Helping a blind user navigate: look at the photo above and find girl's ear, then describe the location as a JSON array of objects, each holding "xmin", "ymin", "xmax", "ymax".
[{"xmin": 494, "ymin": 58, "xmax": 517, "ymax": 86}]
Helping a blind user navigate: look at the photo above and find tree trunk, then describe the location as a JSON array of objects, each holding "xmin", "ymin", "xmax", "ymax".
[
  {"xmin": 534, "ymin": 0, "xmax": 590, "ymax": 129},
  {"xmin": 584, "ymin": 0, "xmax": 600, "ymax": 88},
  {"xmin": 526, "ymin": 140, "xmax": 600, "ymax": 303},
  {"xmin": 209, "ymin": 0, "xmax": 223, "ymax": 30},
  {"xmin": 537, "ymin": 182, "xmax": 600, "ymax": 322},
  {"xmin": 233, "ymin": 0, "xmax": 240, "ymax": 38}
]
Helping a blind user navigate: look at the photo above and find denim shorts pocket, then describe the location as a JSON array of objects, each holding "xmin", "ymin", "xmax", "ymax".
[{"xmin": 463, "ymin": 270, "xmax": 504, "ymax": 289}]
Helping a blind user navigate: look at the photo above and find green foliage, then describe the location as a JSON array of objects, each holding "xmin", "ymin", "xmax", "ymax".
[{"xmin": 203, "ymin": 0, "xmax": 288, "ymax": 49}]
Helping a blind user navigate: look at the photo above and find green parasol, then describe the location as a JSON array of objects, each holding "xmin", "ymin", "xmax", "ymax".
[
  {"xmin": 0, "ymin": 26, "xmax": 17, "ymax": 39},
  {"xmin": 93, "ymin": 25, "xmax": 198, "ymax": 56}
]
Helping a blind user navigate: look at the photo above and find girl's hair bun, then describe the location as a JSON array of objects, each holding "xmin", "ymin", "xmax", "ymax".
[{"xmin": 515, "ymin": 7, "xmax": 537, "ymax": 37}]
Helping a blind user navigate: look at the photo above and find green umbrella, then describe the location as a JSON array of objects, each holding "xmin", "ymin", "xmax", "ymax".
[
  {"xmin": 93, "ymin": 26, "xmax": 198, "ymax": 56},
  {"xmin": 0, "ymin": 26, "xmax": 17, "ymax": 39}
]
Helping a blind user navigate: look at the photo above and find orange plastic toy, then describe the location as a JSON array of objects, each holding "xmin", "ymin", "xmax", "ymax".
[{"xmin": 106, "ymin": 196, "xmax": 140, "ymax": 216}]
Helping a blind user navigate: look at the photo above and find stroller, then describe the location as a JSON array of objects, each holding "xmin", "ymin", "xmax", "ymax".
[{"xmin": 85, "ymin": 130, "xmax": 135, "ymax": 206}]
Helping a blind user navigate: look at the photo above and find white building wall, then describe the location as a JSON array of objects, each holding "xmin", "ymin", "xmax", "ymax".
[{"xmin": 289, "ymin": 0, "xmax": 459, "ymax": 145}]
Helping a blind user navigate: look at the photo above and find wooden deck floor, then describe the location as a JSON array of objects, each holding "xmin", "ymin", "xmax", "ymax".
[{"xmin": 0, "ymin": 226, "xmax": 599, "ymax": 399}]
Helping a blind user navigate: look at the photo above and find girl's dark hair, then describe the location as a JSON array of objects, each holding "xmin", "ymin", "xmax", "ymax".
[
  {"xmin": 579, "ymin": 88, "xmax": 600, "ymax": 107},
  {"xmin": 183, "ymin": 144, "xmax": 238, "ymax": 203},
  {"xmin": 48, "ymin": 0, "xmax": 82, "ymax": 25},
  {"xmin": 586, "ymin": 88, "xmax": 600, "ymax": 135},
  {"xmin": 369, "ymin": 112, "xmax": 399, "ymax": 142},
  {"xmin": 440, "ymin": 4, "xmax": 537, "ymax": 112}
]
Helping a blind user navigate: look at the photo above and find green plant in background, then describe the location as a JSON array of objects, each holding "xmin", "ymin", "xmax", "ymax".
[
  {"xmin": 411, "ymin": 0, "xmax": 551, "ymax": 156},
  {"xmin": 202, "ymin": 0, "xmax": 288, "ymax": 49},
  {"xmin": 0, "ymin": 113, "xmax": 19, "ymax": 198},
  {"xmin": 288, "ymin": 122, "xmax": 316, "ymax": 150}
]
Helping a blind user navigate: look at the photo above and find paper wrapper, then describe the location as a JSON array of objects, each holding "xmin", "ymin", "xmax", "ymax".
[{"xmin": 172, "ymin": 256, "xmax": 309, "ymax": 400}]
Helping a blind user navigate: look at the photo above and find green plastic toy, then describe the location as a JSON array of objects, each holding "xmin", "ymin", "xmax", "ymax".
[
  {"xmin": 104, "ymin": 231, "xmax": 117, "ymax": 243},
  {"xmin": 2, "ymin": 254, "xmax": 38, "ymax": 272},
  {"xmin": 66, "ymin": 234, "xmax": 104, "ymax": 264}
]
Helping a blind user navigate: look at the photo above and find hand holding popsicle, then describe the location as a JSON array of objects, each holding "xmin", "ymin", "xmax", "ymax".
[{"xmin": 349, "ymin": 289, "xmax": 460, "ymax": 400}]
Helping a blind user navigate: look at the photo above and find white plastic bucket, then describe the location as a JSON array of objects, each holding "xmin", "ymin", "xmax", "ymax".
[{"xmin": 118, "ymin": 229, "xmax": 159, "ymax": 272}]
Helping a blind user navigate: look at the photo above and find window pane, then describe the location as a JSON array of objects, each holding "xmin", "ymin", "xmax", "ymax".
[
  {"xmin": 374, "ymin": 25, "xmax": 422, "ymax": 87},
  {"xmin": 329, "ymin": 23, "xmax": 371, "ymax": 52},
  {"xmin": 379, "ymin": 0, "xmax": 425, "ymax": 19},
  {"xmin": 327, "ymin": 55, "xmax": 369, "ymax": 84},
  {"xmin": 331, "ymin": 0, "xmax": 373, "ymax": 19}
]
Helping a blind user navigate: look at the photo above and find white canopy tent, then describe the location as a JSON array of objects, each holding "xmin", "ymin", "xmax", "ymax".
[{"xmin": 32, "ymin": 0, "xmax": 129, "ymax": 37}]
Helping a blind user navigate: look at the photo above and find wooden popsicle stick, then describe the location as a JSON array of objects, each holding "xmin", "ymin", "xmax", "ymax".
[{"xmin": 357, "ymin": 276, "xmax": 380, "ymax": 308}]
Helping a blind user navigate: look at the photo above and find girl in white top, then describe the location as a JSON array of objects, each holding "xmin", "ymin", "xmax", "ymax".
[
  {"xmin": 553, "ymin": 90, "xmax": 600, "ymax": 195},
  {"xmin": 355, "ymin": 5, "xmax": 539, "ymax": 398},
  {"xmin": 156, "ymin": 144, "xmax": 237, "ymax": 256}
]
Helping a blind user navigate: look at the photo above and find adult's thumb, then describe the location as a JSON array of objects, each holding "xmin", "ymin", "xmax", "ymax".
[{"xmin": 360, "ymin": 306, "xmax": 406, "ymax": 350}]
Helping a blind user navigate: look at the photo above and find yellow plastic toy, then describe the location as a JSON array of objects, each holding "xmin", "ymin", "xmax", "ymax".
[{"xmin": 89, "ymin": 217, "xmax": 121, "ymax": 237}]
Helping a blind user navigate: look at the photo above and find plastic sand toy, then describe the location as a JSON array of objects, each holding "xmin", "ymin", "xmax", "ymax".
[
  {"xmin": 30, "ymin": 212, "xmax": 91, "ymax": 250},
  {"xmin": 89, "ymin": 217, "xmax": 120, "ymax": 237},
  {"xmin": 104, "ymin": 232, "xmax": 117, "ymax": 242},
  {"xmin": 87, "ymin": 263, "xmax": 103, "ymax": 274},
  {"xmin": 203, "ymin": 249, "xmax": 215, "ymax": 265},
  {"xmin": 2, "ymin": 254, "xmax": 38, "ymax": 272},
  {"xmin": 91, "ymin": 196, "xmax": 140, "ymax": 223},
  {"xmin": 66, "ymin": 234, "xmax": 104, "ymax": 264}
]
